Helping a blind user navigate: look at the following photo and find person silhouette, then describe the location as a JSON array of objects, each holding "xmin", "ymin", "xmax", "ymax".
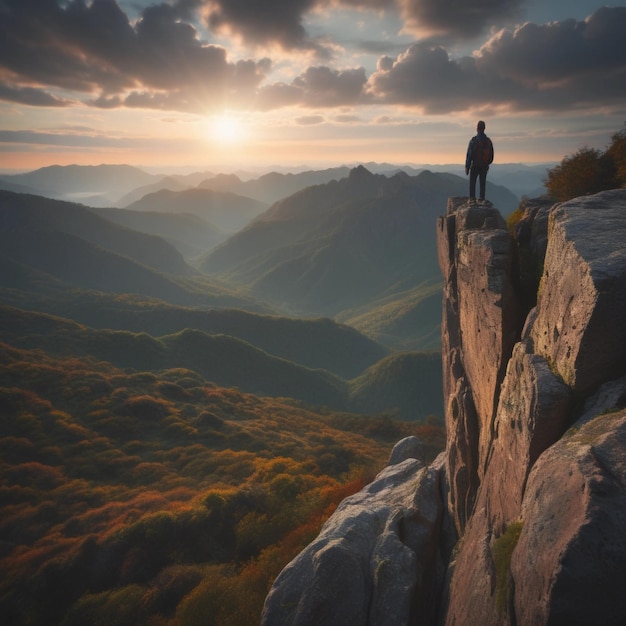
[{"xmin": 465, "ymin": 120, "xmax": 494, "ymax": 202}]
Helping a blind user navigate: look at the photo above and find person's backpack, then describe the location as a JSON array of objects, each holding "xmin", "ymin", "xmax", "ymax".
[{"xmin": 473, "ymin": 136, "xmax": 492, "ymax": 167}]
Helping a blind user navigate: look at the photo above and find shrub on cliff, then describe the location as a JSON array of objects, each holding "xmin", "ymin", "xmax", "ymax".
[
  {"xmin": 606, "ymin": 126, "xmax": 626, "ymax": 187},
  {"xmin": 545, "ymin": 126, "xmax": 626, "ymax": 201}
]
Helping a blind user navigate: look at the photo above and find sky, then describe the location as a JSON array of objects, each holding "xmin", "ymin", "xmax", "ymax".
[{"xmin": 0, "ymin": 0, "xmax": 625, "ymax": 173}]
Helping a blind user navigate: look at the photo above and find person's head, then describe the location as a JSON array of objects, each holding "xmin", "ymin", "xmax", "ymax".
[{"xmin": 477, "ymin": 120, "xmax": 486, "ymax": 132}]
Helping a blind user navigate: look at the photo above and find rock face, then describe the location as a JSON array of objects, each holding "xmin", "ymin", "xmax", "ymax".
[
  {"xmin": 443, "ymin": 190, "xmax": 626, "ymax": 626},
  {"xmin": 529, "ymin": 190, "xmax": 626, "ymax": 392},
  {"xmin": 437, "ymin": 198, "xmax": 522, "ymax": 533},
  {"xmin": 261, "ymin": 189, "xmax": 626, "ymax": 626},
  {"xmin": 260, "ymin": 449, "xmax": 453, "ymax": 626}
]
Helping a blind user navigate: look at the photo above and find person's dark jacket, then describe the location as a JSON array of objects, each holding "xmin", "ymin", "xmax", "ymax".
[{"xmin": 465, "ymin": 131, "xmax": 494, "ymax": 172}]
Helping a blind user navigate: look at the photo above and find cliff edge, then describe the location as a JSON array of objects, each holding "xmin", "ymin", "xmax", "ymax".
[{"xmin": 261, "ymin": 189, "xmax": 626, "ymax": 626}]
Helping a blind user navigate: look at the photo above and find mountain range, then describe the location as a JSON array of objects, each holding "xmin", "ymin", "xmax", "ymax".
[
  {"xmin": 2, "ymin": 163, "xmax": 157, "ymax": 206},
  {"xmin": 125, "ymin": 187, "xmax": 268, "ymax": 234},
  {"xmin": 89, "ymin": 206, "xmax": 227, "ymax": 259},
  {"xmin": 197, "ymin": 167, "xmax": 517, "ymax": 346},
  {"xmin": 0, "ymin": 173, "xmax": 451, "ymax": 419},
  {"xmin": 0, "ymin": 161, "xmax": 529, "ymax": 422},
  {"xmin": 0, "ymin": 161, "xmax": 549, "ymax": 209}
]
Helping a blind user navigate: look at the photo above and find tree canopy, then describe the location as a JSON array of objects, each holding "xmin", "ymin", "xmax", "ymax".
[{"xmin": 545, "ymin": 125, "xmax": 626, "ymax": 201}]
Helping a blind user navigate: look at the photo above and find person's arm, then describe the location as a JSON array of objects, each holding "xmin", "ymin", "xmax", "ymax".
[
  {"xmin": 489, "ymin": 139, "xmax": 494, "ymax": 165},
  {"xmin": 465, "ymin": 138, "xmax": 474, "ymax": 174}
]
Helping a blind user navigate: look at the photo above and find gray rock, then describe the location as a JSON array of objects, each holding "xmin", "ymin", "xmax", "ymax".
[
  {"xmin": 530, "ymin": 189, "xmax": 626, "ymax": 392},
  {"xmin": 455, "ymin": 225, "xmax": 520, "ymax": 475},
  {"xmin": 574, "ymin": 374, "xmax": 626, "ymax": 427},
  {"xmin": 443, "ymin": 341, "xmax": 572, "ymax": 626},
  {"xmin": 441, "ymin": 190, "xmax": 626, "ymax": 626},
  {"xmin": 262, "ymin": 190, "xmax": 626, "ymax": 626},
  {"xmin": 261, "ymin": 454, "xmax": 446, "ymax": 626},
  {"xmin": 512, "ymin": 411, "xmax": 626, "ymax": 626},
  {"xmin": 437, "ymin": 197, "xmax": 520, "ymax": 533},
  {"xmin": 387, "ymin": 436, "xmax": 424, "ymax": 466}
]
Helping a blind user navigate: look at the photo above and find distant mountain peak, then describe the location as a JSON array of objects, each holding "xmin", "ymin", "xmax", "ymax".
[
  {"xmin": 201, "ymin": 173, "xmax": 243, "ymax": 187},
  {"xmin": 348, "ymin": 165, "xmax": 374, "ymax": 181}
]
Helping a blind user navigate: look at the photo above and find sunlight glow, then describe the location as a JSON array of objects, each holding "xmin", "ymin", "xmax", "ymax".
[{"xmin": 209, "ymin": 114, "xmax": 246, "ymax": 145}]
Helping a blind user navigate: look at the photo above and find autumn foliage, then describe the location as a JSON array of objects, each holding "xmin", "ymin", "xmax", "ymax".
[
  {"xmin": 0, "ymin": 342, "xmax": 444, "ymax": 625},
  {"xmin": 545, "ymin": 125, "xmax": 626, "ymax": 201}
]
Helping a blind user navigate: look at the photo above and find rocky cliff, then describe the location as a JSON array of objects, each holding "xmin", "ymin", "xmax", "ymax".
[{"xmin": 261, "ymin": 189, "xmax": 626, "ymax": 626}]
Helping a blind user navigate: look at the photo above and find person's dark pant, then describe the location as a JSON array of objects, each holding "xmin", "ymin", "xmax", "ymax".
[{"xmin": 469, "ymin": 165, "xmax": 488, "ymax": 200}]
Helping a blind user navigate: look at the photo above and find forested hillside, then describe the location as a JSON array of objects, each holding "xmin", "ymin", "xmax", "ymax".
[
  {"xmin": 0, "ymin": 341, "xmax": 444, "ymax": 625},
  {"xmin": 198, "ymin": 167, "xmax": 516, "ymax": 347},
  {"xmin": 0, "ymin": 167, "xmax": 452, "ymax": 625}
]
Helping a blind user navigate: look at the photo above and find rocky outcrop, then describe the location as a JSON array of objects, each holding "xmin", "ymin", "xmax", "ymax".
[
  {"xmin": 442, "ymin": 189, "xmax": 626, "ymax": 626},
  {"xmin": 528, "ymin": 190, "xmax": 626, "ymax": 392},
  {"xmin": 437, "ymin": 198, "xmax": 522, "ymax": 533},
  {"xmin": 262, "ymin": 189, "xmax": 626, "ymax": 626},
  {"xmin": 512, "ymin": 406, "xmax": 626, "ymax": 626},
  {"xmin": 260, "ymin": 443, "xmax": 454, "ymax": 626}
]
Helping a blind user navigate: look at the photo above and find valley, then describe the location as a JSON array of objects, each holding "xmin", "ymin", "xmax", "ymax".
[{"xmin": 0, "ymin": 161, "xmax": 533, "ymax": 625}]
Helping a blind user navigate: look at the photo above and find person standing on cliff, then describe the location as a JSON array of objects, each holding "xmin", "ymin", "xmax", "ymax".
[{"xmin": 465, "ymin": 120, "xmax": 494, "ymax": 202}]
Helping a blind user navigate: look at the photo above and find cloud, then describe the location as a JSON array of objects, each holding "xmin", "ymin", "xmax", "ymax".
[
  {"xmin": 0, "ymin": 83, "xmax": 72, "ymax": 107},
  {"xmin": 476, "ymin": 7, "xmax": 626, "ymax": 84},
  {"xmin": 296, "ymin": 115, "xmax": 325, "ymax": 125},
  {"xmin": 0, "ymin": 0, "xmax": 269, "ymax": 112},
  {"xmin": 0, "ymin": 2, "xmax": 624, "ymax": 119},
  {"xmin": 295, "ymin": 66, "xmax": 368, "ymax": 106},
  {"xmin": 367, "ymin": 7, "xmax": 626, "ymax": 113},
  {"xmin": 205, "ymin": 0, "xmax": 322, "ymax": 52},
  {"xmin": 367, "ymin": 44, "xmax": 492, "ymax": 113},
  {"xmin": 334, "ymin": 114, "xmax": 361, "ymax": 123},
  {"xmin": 257, "ymin": 65, "xmax": 367, "ymax": 109},
  {"xmin": 0, "ymin": 129, "xmax": 127, "ymax": 147},
  {"xmin": 397, "ymin": 0, "xmax": 525, "ymax": 40}
]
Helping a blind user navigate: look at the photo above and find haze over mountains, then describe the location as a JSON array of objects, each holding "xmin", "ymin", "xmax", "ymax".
[
  {"xmin": 0, "ymin": 160, "xmax": 540, "ymax": 423},
  {"xmin": 0, "ymin": 160, "xmax": 548, "ymax": 208}
]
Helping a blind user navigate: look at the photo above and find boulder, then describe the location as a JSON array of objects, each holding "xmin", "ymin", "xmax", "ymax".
[
  {"xmin": 387, "ymin": 435, "xmax": 425, "ymax": 465},
  {"xmin": 443, "ymin": 189, "xmax": 626, "ymax": 626},
  {"xmin": 261, "ymin": 454, "xmax": 448, "ymax": 626},
  {"xmin": 512, "ymin": 197, "xmax": 553, "ymax": 313},
  {"xmin": 442, "ymin": 352, "xmax": 479, "ymax": 534}
]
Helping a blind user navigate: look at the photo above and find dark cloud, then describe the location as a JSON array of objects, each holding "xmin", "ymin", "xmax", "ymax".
[
  {"xmin": 334, "ymin": 0, "xmax": 396, "ymax": 8},
  {"xmin": 0, "ymin": 129, "xmax": 123, "ymax": 147},
  {"xmin": 255, "ymin": 82, "xmax": 302, "ymax": 111},
  {"xmin": 334, "ymin": 114, "xmax": 361, "ymax": 123},
  {"xmin": 0, "ymin": 83, "xmax": 71, "ymax": 107},
  {"xmin": 295, "ymin": 66, "xmax": 368, "ymax": 106},
  {"xmin": 350, "ymin": 39, "xmax": 412, "ymax": 57},
  {"xmin": 367, "ymin": 44, "xmax": 494, "ymax": 113},
  {"xmin": 0, "ymin": 0, "xmax": 269, "ymax": 112},
  {"xmin": 0, "ymin": 1, "xmax": 624, "ymax": 118},
  {"xmin": 397, "ymin": 0, "xmax": 525, "ymax": 40},
  {"xmin": 367, "ymin": 7, "xmax": 626, "ymax": 113},
  {"xmin": 206, "ymin": 0, "xmax": 320, "ymax": 51},
  {"xmin": 256, "ymin": 65, "xmax": 367, "ymax": 110},
  {"xmin": 476, "ymin": 7, "xmax": 626, "ymax": 83}
]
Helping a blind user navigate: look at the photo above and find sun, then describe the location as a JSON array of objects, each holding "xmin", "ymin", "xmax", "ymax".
[{"xmin": 209, "ymin": 114, "xmax": 246, "ymax": 145}]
